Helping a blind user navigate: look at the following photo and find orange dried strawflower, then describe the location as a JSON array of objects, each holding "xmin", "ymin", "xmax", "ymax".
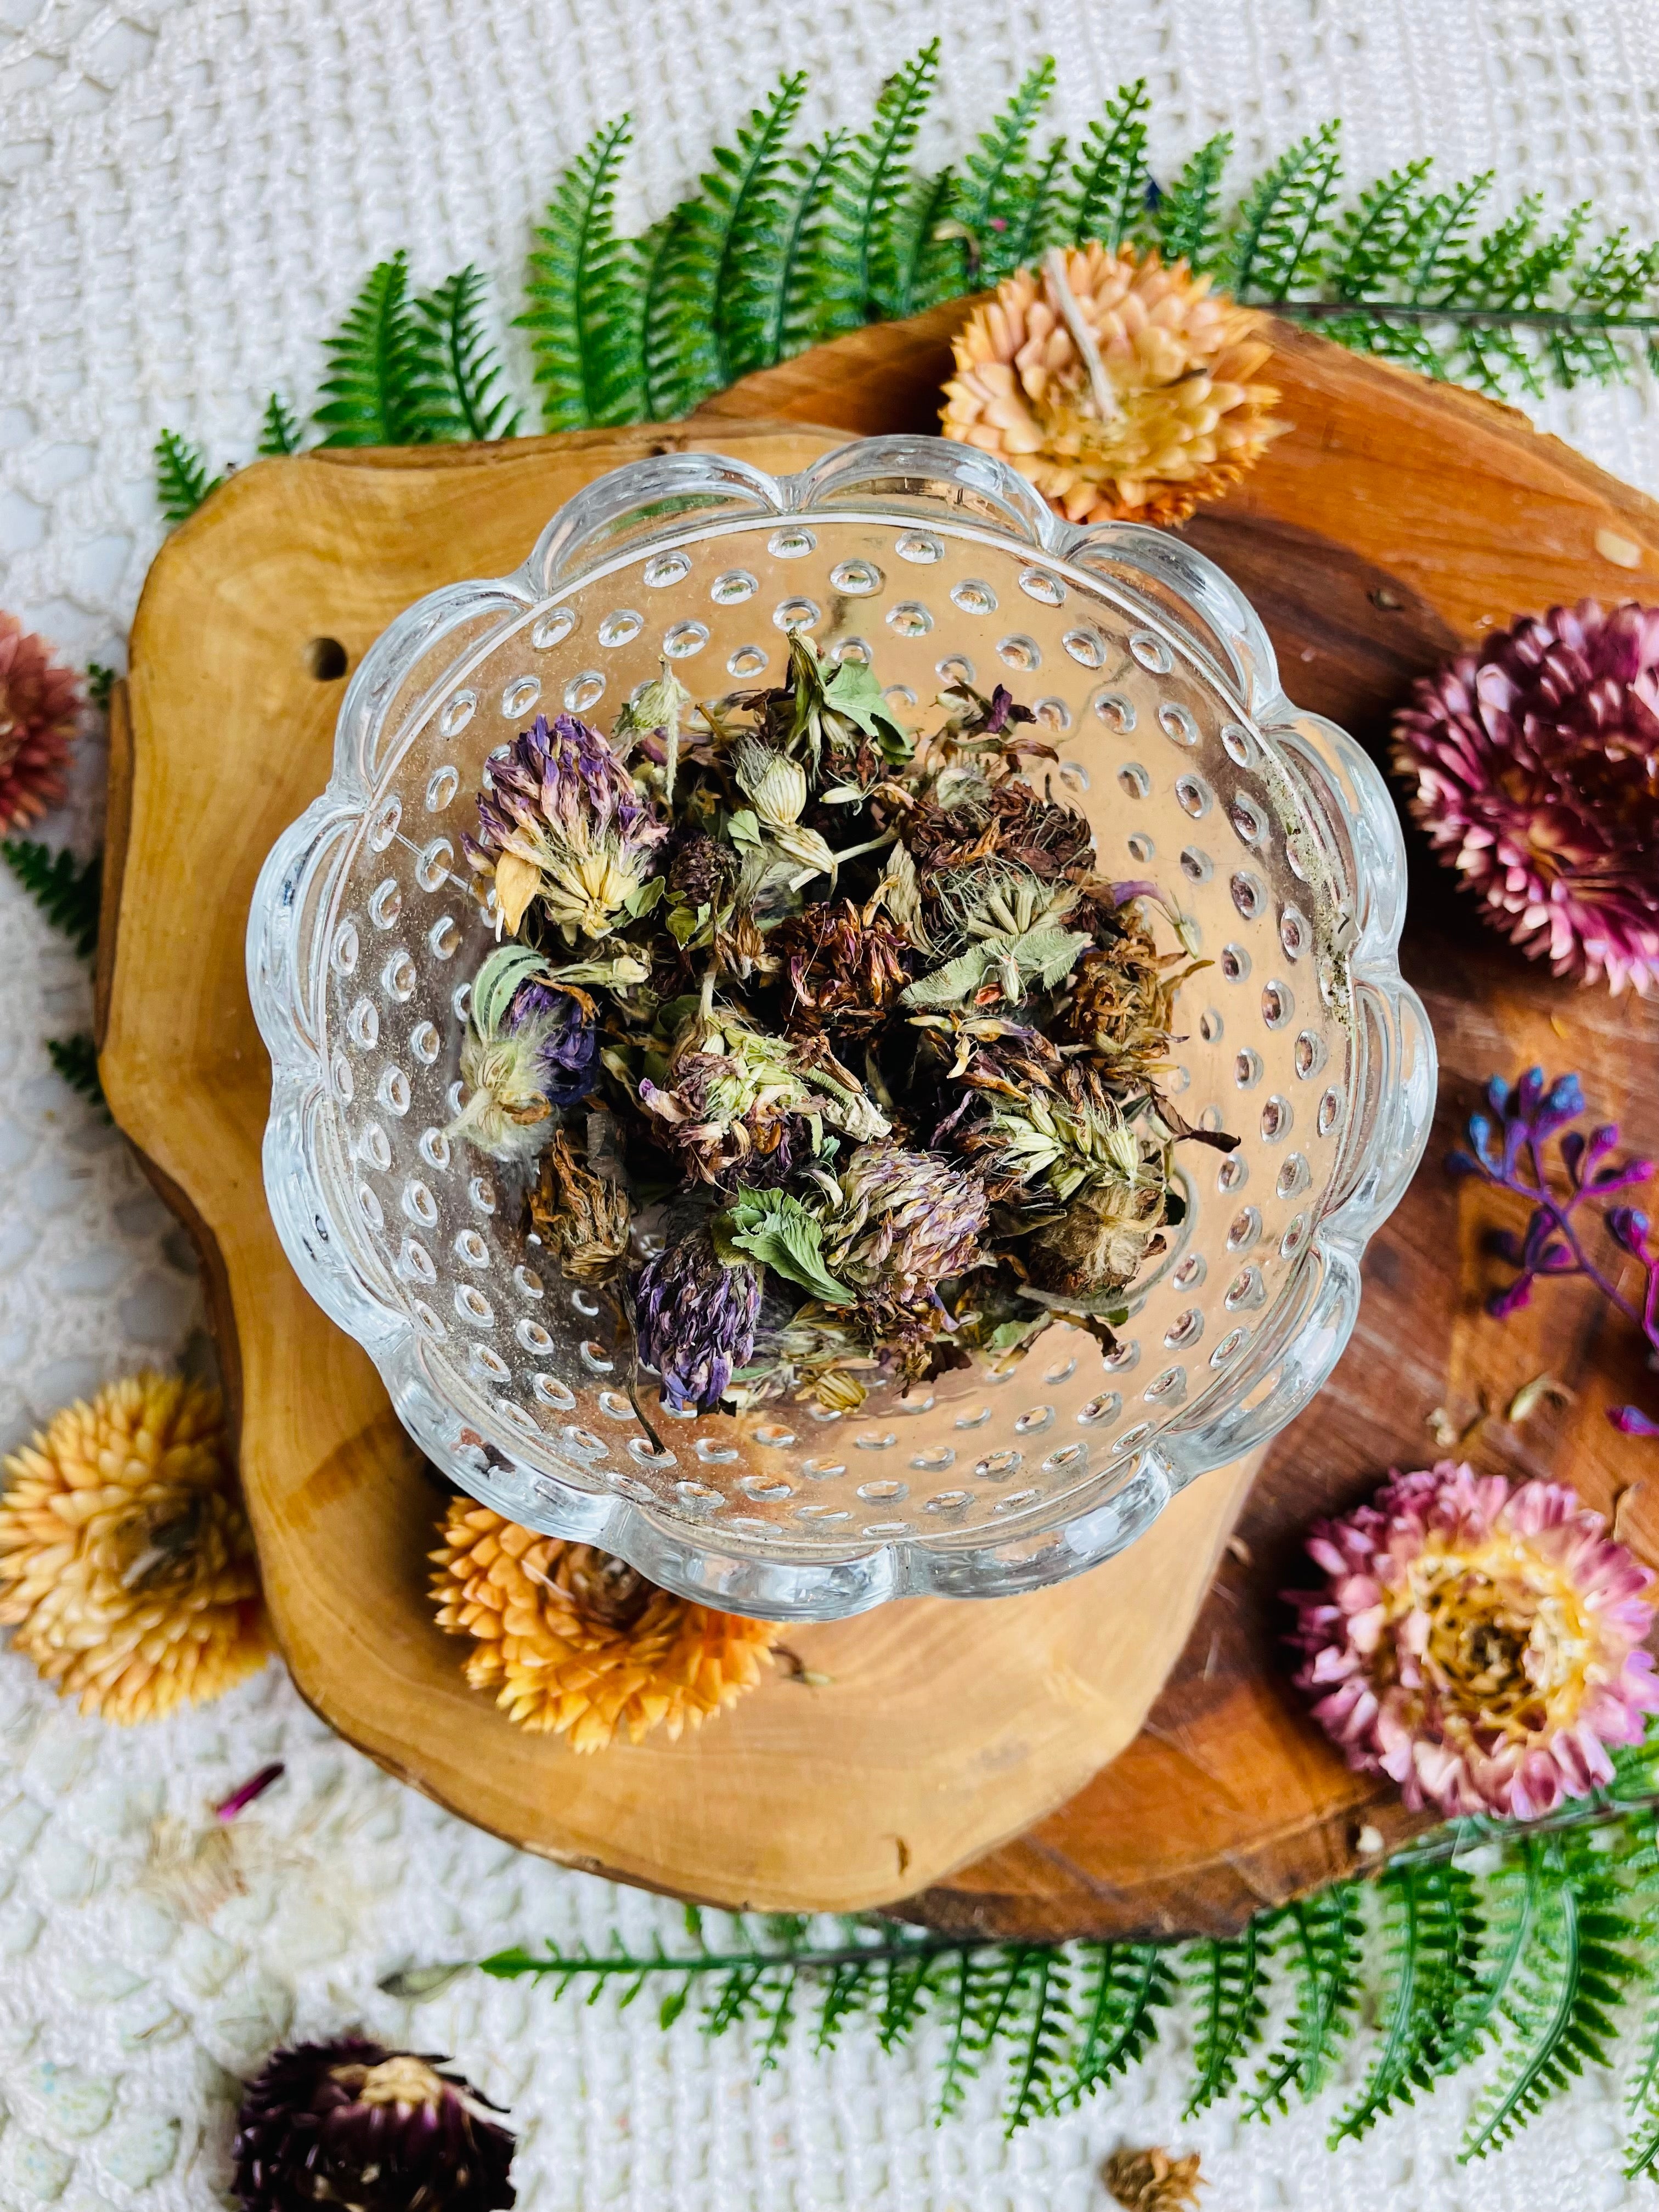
[
  {"xmin": 941, "ymin": 242, "xmax": 1282, "ymax": 527},
  {"xmin": 430, "ymin": 1500, "xmax": 780, "ymax": 1751}
]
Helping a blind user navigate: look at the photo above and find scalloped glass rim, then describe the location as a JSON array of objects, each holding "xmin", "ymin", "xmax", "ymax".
[{"xmin": 247, "ymin": 435, "xmax": 1435, "ymax": 1622}]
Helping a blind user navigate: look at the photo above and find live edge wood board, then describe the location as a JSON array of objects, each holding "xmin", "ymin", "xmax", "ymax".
[{"xmin": 99, "ymin": 307, "xmax": 1659, "ymax": 1938}]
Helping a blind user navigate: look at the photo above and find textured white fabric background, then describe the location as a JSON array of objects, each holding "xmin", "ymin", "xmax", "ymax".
[{"xmin": 5, "ymin": 0, "xmax": 1659, "ymax": 2204}]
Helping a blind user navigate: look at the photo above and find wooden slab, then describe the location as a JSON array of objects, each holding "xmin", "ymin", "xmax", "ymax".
[
  {"xmin": 698, "ymin": 305, "xmax": 1659, "ymax": 1937},
  {"xmin": 99, "ymin": 305, "xmax": 1659, "ymax": 1934},
  {"xmin": 97, "ymin": 416, "xmax": 1260, "ymax": 1916}
]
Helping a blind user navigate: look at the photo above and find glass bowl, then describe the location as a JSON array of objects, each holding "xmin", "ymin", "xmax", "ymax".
[{"xmin": 247, "ymin": 436, "xmax": 1434, "ymax": 1622}]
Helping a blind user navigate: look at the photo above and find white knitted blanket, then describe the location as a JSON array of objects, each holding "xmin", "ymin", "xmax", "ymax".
[{"xmin": 4, "ymin": 1, "xmax": 1659, "ymax": 2204}]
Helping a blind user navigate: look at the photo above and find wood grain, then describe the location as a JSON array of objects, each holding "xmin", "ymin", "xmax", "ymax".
[
  {"xmin": 104, "ymin": 307, "xmax": 1659, "ymax": 1936},
  {"xmin": 100, "ymin": 415, "xmax": 1259, "ymax": 1916},
  {"xmin": 697, "ymin": 302, "xmax": 1659, "ymax": 1939},
  {"xmin": 698, "ymin": 305, "xmax": 1659, "ymax": 636}
]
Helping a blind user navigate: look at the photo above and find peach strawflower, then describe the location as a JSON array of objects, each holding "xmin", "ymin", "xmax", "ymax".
[
  {"xmin": 940, "ymin": 242, "xmax": 1282, "ymax": 527},
  {"xmin": 430, "ymin": 1500, "xmax": 780, "ymax": 1751}
]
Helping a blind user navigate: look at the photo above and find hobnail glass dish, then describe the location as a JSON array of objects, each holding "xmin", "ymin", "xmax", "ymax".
[{"xmin": 248, "ymin": 435, "xmax": 1434, "ymax": 1622}]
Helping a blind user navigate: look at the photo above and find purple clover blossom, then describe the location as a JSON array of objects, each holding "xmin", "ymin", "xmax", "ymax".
[
  {"xmin": 504, "ymin": 978, "xmax": 597, "ymax": 1108},
  {"xmin": 631, "ymin": 1227, "xmax": 761, "ymax": 1414},
  {"xmin": 1448, "ymin": 1066, "xmax": 1658, "ymax": 1438},
  {"xmin": 464, "ymin": 712, "xmax": 667, "ymax": 940}
]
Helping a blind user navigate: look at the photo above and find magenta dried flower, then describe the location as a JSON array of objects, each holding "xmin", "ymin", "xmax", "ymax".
[
  {"xmin": 631, "ymin": 1224, "xmax": 762, "ymax": 1413},
  {"xmin": 0, "ymin": 612, "xmax": 78, "ymax": 833},
  {"xmin": 1288, "ymin": 1461, "xmax": 1659, "ymax": 1819},
  {"xmin": 232, "ymin": 2038, "xmax": 515, "ymax": 2210},
  {"xmin": 464, "ymin": 711, "xmax": 667, "ymax": 941},
  {"xmin": 1394, "ymin": 600, "xmax": 1659, "ymax": 995}
]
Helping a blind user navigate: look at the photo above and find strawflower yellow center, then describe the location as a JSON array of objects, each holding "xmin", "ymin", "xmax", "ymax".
[
  {"xmin": 338, "ymin": 2055, "xmax": 448, "ymax": 2112},
  {"xmin": 1384, "ymin": 1531, "xmax": 1598, "ymax": 1747}
]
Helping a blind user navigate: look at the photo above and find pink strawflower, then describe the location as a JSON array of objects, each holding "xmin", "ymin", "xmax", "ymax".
[
  {"xmin": 1393, "ymin": 600, "xmax": 1659, "ymax": 996},
  {"xmin": 1287, "ymin": 1462, "xmax": 1659, "ymax": 1820},
  {"xmin": 0, "ymin": 613, "xmax": 78, "ymax": 833}
]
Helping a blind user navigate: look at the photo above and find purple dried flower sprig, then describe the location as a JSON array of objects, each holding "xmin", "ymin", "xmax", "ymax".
[{"xmin": 1448, "ymin": 1067, "xmax": 1657, "ymax": 1437}]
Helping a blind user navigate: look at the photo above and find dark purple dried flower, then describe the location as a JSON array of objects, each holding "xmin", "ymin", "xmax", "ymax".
[
  {"xmin": 504, "ymin": 977, "xmax": 597, "ymax": 1107},
  {"xmin": 1394, "ymin": 601, "xmax": 1659, "ymax": 995},
  {"xmin": 232, "ymin": 2039, "xmax": 515, "ymax": 2211},
  {"xmin": 631, "ymin": 1226, "xmax": 762, "ymax": 1412},
  {"xmin": 463, "ymin": 712, "xmax": 667, "ymax": 940},
  {"xmin": 1447, "ymin": 1066, "xmax": 1658, "ymax": 1439}
]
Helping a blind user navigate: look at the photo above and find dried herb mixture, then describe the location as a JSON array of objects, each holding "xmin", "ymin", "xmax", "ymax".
[{"xmin": 453, "ymin": 637, "xmax": 1228, "ymax": 1415}]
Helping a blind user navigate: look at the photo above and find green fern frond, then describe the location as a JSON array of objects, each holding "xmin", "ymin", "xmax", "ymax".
[
  {"xmin": 313, "ymin": 253, "xmax": 441, "ymax": 446},
  {"xmin": 878, "ymin": 167, "xmax": 961, "ymax": 319},
  {"xmin": 1183, "ymin": 1925, "xmax": 1271, "ymax": 2117},
  {"xmin": 1064, "ymin": 80, "xmax": 1149, "ymax": 250},
  {"xmin": 704, "ymin": 84, "xmax": 857, "ymax": 380},
  {"xmin": 2, "ymin": 838, "xmax": 100, "ymax": 957},
  {"xmin": 1463, "ymin": 1833, "xmax": 1646, "ymax": 2160},
  {"xmin": 46, "ymin": 1033, "xmax": 108, "ymax": 1119},
  {"xmin": 1427, "ymin": 1838, "xmax": 1542, "ymax": 2082},
  {"xmin": 521, "ymin": 117, "xmax": 645, "ymax": 430},
  {"xmin": 1002, "ymin": 137, "xmax": 1070, "ymax": 269},
  {"xmin": 1436, "ymin": 195, "xmax": 1581, "ymax": 398},
  {"xmin": 86, "ymin": 663, "xmax": 116, "ymax": 710},
  {"xmin": 818, "ymin": 40, "xmax": 941, "ymax": 328},
  {"xmin": 876, "ymin": 1932, "xmax": 940, "ymax": 2050},
  {"xmin": 755, "ymin": 131, "xmax": 853, "ymax": 360},
  {"xmin": 403, "ymin": 1782, "xmax": 1659, "ymax": 2143},
  {"xmin": 640, "ymin": 72, "xmax": 811, "ymax": 411},
  {"xmin": 640, "ymin": 204, "xmax": 716, "ymax": 422},
  {"xmin": 153, "ymin": 428, "xmax": 222, "ymax": 525},
  {"xmin": 257, "ymin": 392, "xmax": 302, "ymax": 456},
  {"xmin": 1224, "ymin": 119, "xmax": 1344, "ymax": 299},
  {"xmin": 1054, "ymin": 1941, "xmax": 1176, "ymax": 2112},
  {"xmin": 1246, "ymin": 1886, "xmax": 1364, "ymax": 2117},
  {"xmin": 411, "ymin": 266, "xmax": 522, "ymax": 441},
  {"xmin": 950, "ymin": 58, "xmax": 1058, "ymax": 286},
  {"xmin": 1002, "ymin": 1946, "xmax": 1073, "ymax": 2135},
  {"xmin": 1622, "ymin": 1820, "xmax": 1659, "ymax": 2181},
  {"xmin": 1331, "ymin": 1861, "xmax": 1481, "ymax": 2143},
  {"xmin": 1148, "ymin": 132, "xmax": 1233, "ymax": 271},
  {"xmin": 1626, "ymin": 2004, "xmax": 1659, "ymax": 2179}
]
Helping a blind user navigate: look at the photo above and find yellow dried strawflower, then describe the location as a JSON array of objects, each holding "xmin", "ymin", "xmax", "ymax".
[
  {"xmin": 0, "ymin": 1373, "xmax": 268, "ymax": 1722},
  {"xmin": 941, "ymin": 242, "xmax": 1282, "ymax": 526},
  {"xmin": 430, "ymin": 1500, "xmax": 781, "ymax": 1752}
]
